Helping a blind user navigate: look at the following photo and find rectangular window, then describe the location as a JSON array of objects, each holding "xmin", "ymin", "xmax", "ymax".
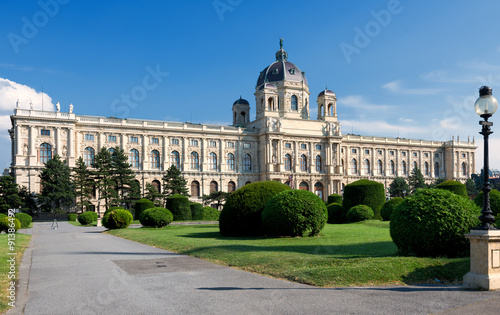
[
  {"xmin": 462, "ymin": 153, "xmax": 466, "ymax": 158},
  {"xmin": 390, "ymin": 151, "xmax": 394, "ymax": 156},
  {"xmin": 41, "ymin": 129, "xmax": 50, "ymax": 136},
  {"xmin": 243, "ymin": 142, "xmax": 251, "ymax": 149},
  {"xmin": 191, "ymin": 139, "xmax": 198, "ymax": 146},
  {"xmin": 352, "ymin": 148, "xmax": 357, "ymax": 154},
  {"xmin": 85, "ymin": 134, "xmax": 94, "ymax": 141},
  {"xmin": 435, "ymin": 153, "xmax": 439, "ymax": 158},
  {"xmin": 108, "ymin": 135, "xmax": 117, "ymax": 142},
  {"xmin": 171, "ymin": 138, "xmax": 179, "ymax": 145},
  {"xmin": 315, "ymin": 144, "xmax": 322, "ymax": 150},
  {"xmin": 424, "ymin": 153, "xmax": 429, "ymax": 157},
  {"xmin": 413, "ymin": 152, "xmax": 418, "ymax": 157},
  {"xmin": 209, "ymin": 140, "xmax": 217, "ymax": 147},
  {"xmin": 402, "ymin": 152, "xmax": 406, "ymax": 156},
  {"xmin": 301, "ymin": 144, "xmax": 307, "ymax": 150},
  {"xmin": 285, "ymin": 143, "xmax": 292, "ymax": 149},
  {"xmin": 341, "ymin": 148, "xmax": 344, "ymax": 153},
  {"xmin": 227, "ymin": 141, "xmax": 234, "ymax": 148},
  {"xmin": 151, "ymin": 138, "xmax": 159, "ymax": 144},
  {"xmin": 364, "ymin": 149, "xmax": 370, "ymax": 155},
  {"xmin": 130, "ymin": 136, "xmax": 138, "ymax": 143},
  {"xmin": 377, "ymin": 150, "xmax": 382, "ymax": 155}
]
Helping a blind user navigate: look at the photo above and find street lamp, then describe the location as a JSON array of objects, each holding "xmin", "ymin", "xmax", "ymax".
[{"xmin": 474, "ymin": 86, "xmax": 498, "ymax": 230}]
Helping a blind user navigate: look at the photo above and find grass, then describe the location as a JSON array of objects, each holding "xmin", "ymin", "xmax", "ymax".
[
  {"xmin": 107, "ymin": 220, "xmax": 469, "ymax": 287},
  {"xmin": 68, "ymin": 220, "xmax": 97, "ymax": 227},
  {"xmin": 0, "ymin": 233, "xmax": 31, "ymax": 313}
]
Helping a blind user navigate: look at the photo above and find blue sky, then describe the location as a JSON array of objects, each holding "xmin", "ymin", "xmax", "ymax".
[{"xmin": 1, "ymin": 0, "xmax": 499, "ymax": 172}]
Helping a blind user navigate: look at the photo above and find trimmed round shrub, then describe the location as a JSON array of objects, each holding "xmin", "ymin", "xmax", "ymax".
[
  {"xmin": 195, "ymin": 206, "xmax": 220, "ymax": 221},
  {"xmin": 326, "ymin": 203, "xmax": 344, "ymax": 224},
  {"xmin": 220, "ymin": 181, "xmax": 291, "ymax": 236},
  {"xmin": 78, "ymin": 211, "xmax": 96, "ymax": 225},
  {"xmin": 327, "ymin": 194, "xmax": 342, "ymax": 205},
  {"xmin": 262, "ymin": 189, "xmax": 327, "ymax": 237},
  {"xmin": 346, "ymin": 205, "xmax": 374, "ymax": 222},
  {"xmin": 15, "ymin": 213, "xmax": 32, "ymax": 228},
  {"xmin": 102, "ymin": 207, "xmax": 126, "ymax": 226},
  {"xmin": 390, "ymin": 188, "xmax": 480, "ymax": 257},
  {"xmin": 190, "ymin": 203, "xmax": 203, "ymax": 219},
  {"xmin": 0, "ymin": 217, "xmax": 21, "ymax": 233},
  {"xmin": 0, "ymin": 213, "xmax": 7, "ymax": 220},
  {"xmin": 437, "ymin": 180, "xmax": 468, "ymax": 198},
  {"xmin": 103, "ymin": 209, "xmax": 133, "ymax": 229},
  {"xmin": 380, "ymin": 197, "xmax": 404, "ymax": 221},
  {"xmin": 343, "ymin": 179, "xmax": 385, "ymax": 220},
  {"xmin": 139, "ymin": 207, "xmax": 173, "ymax": 228},
  {"xmin": 67, "ymin": 213, "xmax": 77, "ymax": 221},
  {"xmin": 166, "ymin": 194, "xmax": 192, "ymax": 221},
  {"xmin": 134, "ymin": 199, "xmax": 155, "ymax": 220},
  {"xmin": 474, "ymin": 190, "xmax": 500, "ymax": 217}
]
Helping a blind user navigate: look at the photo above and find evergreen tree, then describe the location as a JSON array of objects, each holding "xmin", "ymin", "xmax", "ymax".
[
  {"xmin": 126, "ymin": 180, "xmax": 141, "ymax": 209},
  {"xmin": 93, "ymin": 148, "xmax": 117, "ymax": 210},
  {"xmin": 408, "ymin": 167, "xmax": 426, "ymax": 193},
  {"xmin": 162, "ymin": 165, "xmax": 189, "ymax": 197},
  {"xmin": 465, "ymin": 178, "xmax": 478, "ymax": 197},
  {"xmin": 0, "ymin": 175, "xmax": 24, "ymax": 214},
  {"xmin": 428, "ymin": 177, "xmax": 446, "ymax": 188},
  {"xmin": 389, "ymin": 177, "xmax": 410, "ymax": 198},
  {"xmin": 201, "ymin": 191, "xmax": 231, "ymax": 210},
  {"xmin": 145, "ymin": 182, "xmax": 163, "ymax": 206},
  {"xmin": 72, "ymin": 157, "xmax": 94, "ymax": 213},
  {"xmin": 39, "ymin": 155, "xmax": 75, "ymax": 212},
  {"xmin": 111, "ymin": 147, "xmax": 136, "ymax": 207}
]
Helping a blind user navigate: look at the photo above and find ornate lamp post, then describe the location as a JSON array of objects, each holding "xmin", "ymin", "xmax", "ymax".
[{"xmin": 473, "ymin": 86, "xmax": 498, "ymax": 230}]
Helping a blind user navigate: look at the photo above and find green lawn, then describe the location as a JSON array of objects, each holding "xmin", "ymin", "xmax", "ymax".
[
  {"xmin": 0, "ymin": 233, "xmax": 31, "ymax": 313},
  {"xmin": 107, "ymin": 221, "xmax": 470, "ymax": 287}
]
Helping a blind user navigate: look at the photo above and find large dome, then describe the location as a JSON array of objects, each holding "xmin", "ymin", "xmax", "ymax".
[{"xmin": 256, "ymin": 39, "xmax": 308, "ymax": 88}]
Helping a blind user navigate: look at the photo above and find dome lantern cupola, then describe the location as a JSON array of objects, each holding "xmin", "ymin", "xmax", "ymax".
[{"xmin": 275, "ymin": 38, "xmax": 288, "ymax": 62}]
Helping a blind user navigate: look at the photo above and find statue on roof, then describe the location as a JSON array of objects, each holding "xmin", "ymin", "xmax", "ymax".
[{"xmin": 280, "ymin": 38, "xmax": 283, "ymax": 49}]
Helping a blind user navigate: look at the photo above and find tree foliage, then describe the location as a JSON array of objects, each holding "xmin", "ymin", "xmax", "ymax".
[
  {"xmin": 93, "ymin": 148, "xmax": 117, "ymax": 210},
  {"xmin": 0, "ymin": 175, "xmax": 24, "ymax": 214},
  {"xmin": 162, "ymin": 165, "xmax": 189, "ymax": 198},
  {"xmin": 201, "ymin": 190, "xmax": 231, "ymax": 209},
  {"xmin": 408, "ymin": 167, "xmax": 426, "ymax": 193},
  {"xmin": 145, "ymin": 183, "xmax": 163, "ymax": 206},
  {"xmin": 72, "ymin": 157, "xmax": 93, "ymax": 213},
  {"xmin": 110, "ymin": 147, "xmax": 136, "ymax": 206},
  {"xmin": 389, "ymin": 177, "xmax": 410, "ymax": 198},
  {"xmin": 39, "ymin": 155, "xmax": 75, "ymax": 212}
]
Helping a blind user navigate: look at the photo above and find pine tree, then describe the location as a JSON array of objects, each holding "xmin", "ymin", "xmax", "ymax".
[
  {"xmin": 162, "ymin": 165, "xmax": 189, "ymax": 197},
  {"xmin": 389, "ymin": 177, "xmax": 410, "ymax": 198},
  {"xmin": 408, "ymin": 167, "xmax": 426, "ymax": 193},
  {"xmin": 39, "ymin": 155, "xmax": 75, "ymax": 212},
  {"xmin": 0, "ymin": 175, "xmax": 24, "ymax": 214},
  {"xmin": 145, "ymin": 182, "xmax": 163, "ymax": 206},
  {"xmin": 126, "ymin": 179, "xmax": 141, "ymax": 209},
  {"xmin": 72, "ymin": 157, "xmax": 94, "ymax": 213},
  {"xmin": 111, "ymin": 147, "xmax": 136, "ymax": 207},
  {"xmin": 201, "ymin": 191, "xmax": 230, "ymax": 209},
  {"xmin": 93, "ymin": 148, "xmax": 117, "ymax": 210},
  {"xmin": 465, "ymin": 178, "xmax": 478, "ymax": 197}
]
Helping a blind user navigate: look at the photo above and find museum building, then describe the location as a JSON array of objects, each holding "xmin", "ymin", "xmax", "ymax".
[{"xmin": 9, "ymin": 41, "xmax": 477, "ymax": 212}]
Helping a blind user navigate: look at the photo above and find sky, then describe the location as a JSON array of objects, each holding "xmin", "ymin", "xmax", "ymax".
[{"xmin": 1, "ymin": 0, "xmax": 499, "ymax": 173}]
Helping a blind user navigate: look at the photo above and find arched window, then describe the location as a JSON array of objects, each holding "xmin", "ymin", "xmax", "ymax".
[
  {"xmin": 210, "ymin": 181, "xmax": 218, "ymax": 193},
  {"xmin": 152, "ymin": 180, "xmax": 161, "ymax": 193},
  {"xmin": 314, "ymin": 182, "xmax": 323, "ymax": 199},
  {"xmin": 108, "ymin": 147, "xmax": 115, "ymax": 155},
  {"xmin": 84, "ymin": 147, "xmax": 95, "ymax": 166},
  {"xmin": 424, "ymin": 162, "xmax": 429, "ymax": 176},
  {"xmin": 401, "ymin": 161, "xmax": 407, "ymax": 175},
  {"xmin": 328, "ymin": 103, "xmax": 334, "ymax": 116},
  {"xmin": 268, "ymin": 97, "xmax": 274, "ymax": 110},
  {"xmin": 40, "ymin": 143, "xmax": 52, "ymax": 164},
  {"xmin": 209, "ymin": 152, "xmax": 217, "ymax": 170},
  {"xmin": 227, "ymin": 153, "xmax": 235, "ymax": 171},
  {"xmin": 284, "ymin": 154, "xmax": 292, "ymax": 171},
  {"xmin": 342, "ymin": 159, "xmax": 345, "ymax": 174},
  {"xmin": 315, "ymin": 155, "xmax": 322, "ymax": 172},
  {"xmin": 228, "ymin": 181, "xmax": 236, "ymax": 192},
  {"xmin": 171, "ymin": 151, "xmax": 180, "ymax": 169},
  {"xmin": 300, "ymin": 154, "xmax": 308, "ymax": 172},
  {"xmin": 291, "ymin": 95, "xmax": 298, "ymax": 111},
  {"xmin": 243, "ymin": 154, "xmax": 252, "ymax": 171},
  {"xmin": 241, "ymin": 111, "xmax": 246, "ymax": 123},
  {"xmin": 191, "ymin": 181, "xmax": 200, "ymax": 197},
  {"xmin": 462, "ymin": 162, "xmax": 467, "ymax": 176},
  {"xmin": 190, "ymin": 152, "xmax": 199, "ymax": 170},
  {"xmin": 151, "ymin": 150, "xmax": 160, "ymax": 169},
  {"xmin": 299, "ymin": 181, "xmax": 309, "ymax": 190},
  {"xmin": 129, "ymin": 149, "xmax": 139, "ymax": 168},
  {"xmin": 350, "ymin": 158, "xmax": 357, "ymax": 175},
  {"xmin": 376, "ymin": 160, "xmax": 383, "ymax": 175},
  {"xmin": 245, "ymin": 181, "xmax": 251, "ymax": 185},
  {"xmin": 413, "ymin": 161, "xmax": 418, "ymax": 171},
  {"xmin": 389, "ymin": 160, "xmax": 395, "ymax": 175},
  {"xmin": 434, "ymin": 162, "xmax": 440, "ymax": 177},
  {"xmin": 363, "ymin": 159, "xmax": 370, "ymax": 175}
]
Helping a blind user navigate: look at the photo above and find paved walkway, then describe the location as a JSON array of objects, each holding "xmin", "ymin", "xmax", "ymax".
[{"xmin": 8, "ymin": 222, "xmax": 500, "ymax": 315}]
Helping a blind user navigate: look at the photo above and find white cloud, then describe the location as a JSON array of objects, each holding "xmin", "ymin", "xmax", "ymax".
[
  {"xmin": 0, "ymin": 77, "xmax": 54, "ymax": 112},
  {"xmin": 338, "ymin": 95, "xmax": 396, "ymax": 112},
  {"xmin": 382, "ymin": 80, "xmax": 444, "ymax": 95}
]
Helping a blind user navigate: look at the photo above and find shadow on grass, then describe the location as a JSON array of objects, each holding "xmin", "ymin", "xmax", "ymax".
[
  {"xmin": 198, "ymin": 284, "xmax": 465, "ymax": 292},
  {"xmin": 402, "ymin": 259, "xmax": 470, "ymax": 285}
]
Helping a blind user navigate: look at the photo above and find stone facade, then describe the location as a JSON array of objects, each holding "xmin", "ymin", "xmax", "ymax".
[{"xmin": 8, "ymin": 42, "xmax": 476, "ymax": 213}]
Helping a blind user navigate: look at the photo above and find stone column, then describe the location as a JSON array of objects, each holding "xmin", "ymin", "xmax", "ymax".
[
  {"xmin": 162, "ymin": 136, "xmax": 168, "ymax": 171},
  {"xmin": 15, "ymin": 125, "xmax": 22, "ymax": 156},
  {"xmin": 142, "ymin": 135, "xmax": 148, "ymax": 171}
]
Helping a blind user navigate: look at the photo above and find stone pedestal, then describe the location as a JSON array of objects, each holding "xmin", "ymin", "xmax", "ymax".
[
  {"xmin": 463, "ymin": 230, "xmax": 500, "ymax": 290},
  {"xmin": 97, "ymin": 218, "xmax": 102, "ymax": 227}
]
